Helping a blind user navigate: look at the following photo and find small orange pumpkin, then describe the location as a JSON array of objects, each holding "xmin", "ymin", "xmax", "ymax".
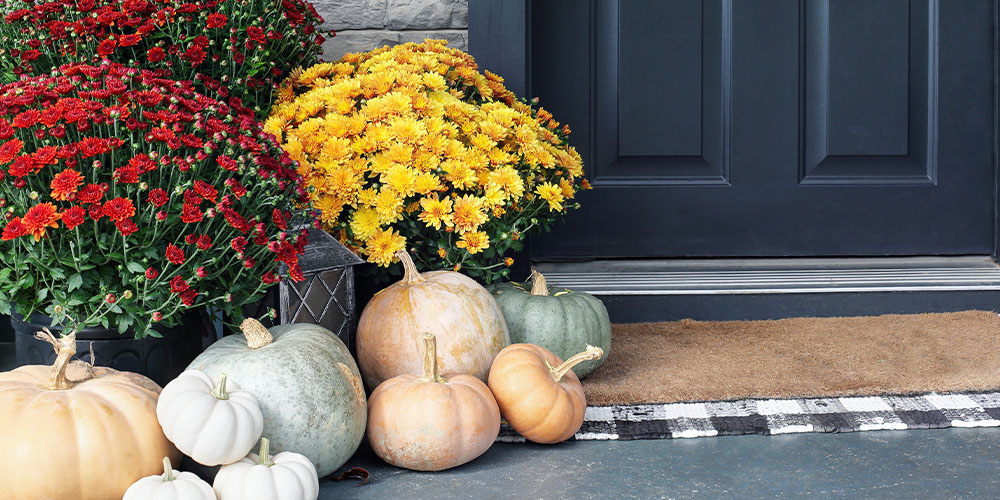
[
  {"xmin": 488, "ymin": 343, "xmax": 603, "ymax": 444},
  {"xmin": 0, "ymin": 329, "xmax": 179, "ymax": 500},
  {"xmin": 367, "ymin": 333, "xmax": 500, "ymax": 471}
]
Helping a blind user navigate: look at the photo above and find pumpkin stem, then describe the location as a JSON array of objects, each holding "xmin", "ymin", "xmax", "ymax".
[
  {"xmin": 241, "ymin": 318, "xmax": 273, "ymax": 349},
  {"xmin": 529, "ymin": 269, "xmax": 549, "ymax": 296},
  {"xmin": 161, "ymin": 457, "xmax": 176, "ymax": 482},
  {"xmin": 257, "ymin": 437, "xmax": 275, "ymax": 467},
  {"xmin": 548, "ymin": 345, "xmax": 604, "ymax": 382},
  {"xmin": 419, "ymin": 333, "xmax": 447, "ymax": 383},
  {"xmin": 396, "ymin": 250, "xmax": 426, "ymax": 284},
  {"xmin": 210, "ymin": 373, "xmax": 230, "ymax": 400},
  {"xmin": 34, "ymin": 327, "xmax": 77, "ymax": 390}
]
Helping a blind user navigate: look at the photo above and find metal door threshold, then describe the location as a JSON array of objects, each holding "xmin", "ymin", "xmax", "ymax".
[{"xmin": 534, "ymin": 256, "xmax": 1000, "ymax": 296}]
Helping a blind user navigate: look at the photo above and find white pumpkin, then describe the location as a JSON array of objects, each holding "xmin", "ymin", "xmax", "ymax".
[
  {"xmin": 123, "ymin": 457, "xmax": 216, "ymax": 500},
  {"xmin": 157, "ymin": 370, "xmax": 264, "ymax": 466},
  {"xmin": 214, "ymin": 438, "xmax": 319, "ymax": 500}
]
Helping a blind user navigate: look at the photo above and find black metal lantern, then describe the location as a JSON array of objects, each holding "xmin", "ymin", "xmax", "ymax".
[{"xmin": 248, "ymin": 229, "xmax": 363, "ymax": 350}]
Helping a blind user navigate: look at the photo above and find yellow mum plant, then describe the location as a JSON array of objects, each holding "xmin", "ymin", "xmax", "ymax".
[{"xmin": 265, "ymin": 40, "xmax": 590, "ymax": 282}]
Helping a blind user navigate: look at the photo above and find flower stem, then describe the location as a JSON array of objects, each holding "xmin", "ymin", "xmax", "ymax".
[{"xmin": 548, "ymin": 345, "xmax": 604, "ymax": 382}]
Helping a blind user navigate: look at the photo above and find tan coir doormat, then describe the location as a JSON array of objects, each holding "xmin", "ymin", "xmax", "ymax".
[{"xmin": 582, "ymin": 310, "xmax": 1000, "ymax": 406}]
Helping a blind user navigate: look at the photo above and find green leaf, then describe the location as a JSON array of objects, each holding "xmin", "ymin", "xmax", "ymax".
[
  {"xmin": 100, "ymin": 316, "xmax": 110, "ymax": 329},
  {"xmin": 35, "ymin": 288, "xmax": 48, "ymax": 302},
  {"xmin": 49, "ymin": 268, "xmax": 66, "ymax": 280},
  {"xmin": 0, "ymin": 302, "xmax": 10, "ymax": 315},
  {"xmin": 126, "ymin": 262, "xmax": 145, "ymax": 274},
  {"xmin": 0, "ymin": 268, "xmax": 12, "ymax": 283},
  {"xmin": 68, "ymin": 273, "xmax": 83, "ymax": 292}
]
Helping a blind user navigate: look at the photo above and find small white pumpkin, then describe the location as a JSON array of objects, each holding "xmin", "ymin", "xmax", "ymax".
[
  {"xmin": 157, "ymin": 370, "xmax": 264, "ymax": 466},
  {"xmin": 214, "ymin": 438, "xmax": 319, "ymax": 500},
  {"xmin": 123, "ymin": 457, "xmax": 216, "ymax": 500}
]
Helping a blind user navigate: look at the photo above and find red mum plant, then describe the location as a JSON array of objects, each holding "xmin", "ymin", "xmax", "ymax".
[
  {"xmin": 0, "ymin": 62, "xmax": 311, "ymax": 337},
  {"xmin": 0, "ymin": 0, "xmax": 329, "ymax": 118}
]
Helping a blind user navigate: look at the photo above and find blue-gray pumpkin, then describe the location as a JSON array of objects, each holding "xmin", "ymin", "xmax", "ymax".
[
  {"xmin": 488, "ymin": 270, "xmax": 611, "ymax": 378},
  {"xmin": 186, "ymin": 320, "xmax": 366, "ymax": 478}
]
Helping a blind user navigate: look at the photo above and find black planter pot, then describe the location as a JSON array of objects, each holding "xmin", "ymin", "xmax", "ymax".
[
  {"xmin": 0, "ymin": 314, "xmax": 12, "ymax": 343},
  {"xmin": 12, "ymin": 311, "xmax": 209, "ymax": 386}
]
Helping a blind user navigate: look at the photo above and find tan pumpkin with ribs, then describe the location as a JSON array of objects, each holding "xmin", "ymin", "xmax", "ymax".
[
  {"xmin": 356, "ymin": 250, "xmax": 509, "ymax": 389},
  {"xmin": 367, "ymin": 333, "xmax": 500, "ymax": 471},
  {"xmin": 488, "ymin": 343, "xmax": 603, "ymax": 444},
  {"xmin": 0, "ymin": 329, "xmax": 179, "ymax": 500}
]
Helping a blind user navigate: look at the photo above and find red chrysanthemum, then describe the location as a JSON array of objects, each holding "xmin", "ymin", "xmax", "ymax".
[
  {"xmin": 147, "ymin": 47, "xmax": 166, "ymax": 63},
  {"xmin": 180, "ymin": 288, "xmax": 198, "ymax": 306},
  {"xmin": 166, "ymin": 243, "xmax": 185, "ymax": 264},
  {"xmin": 50, "ymin": 169, "xmax": 84, "ymax": 201},
  {"xmin": 31, "ymin": 146, "xmax": 59, "ymax": 171},
  {"xmin": 181, "ymin": 204, "xmax": 203, "ymax": 224},
  {"xmin": 170, "ymin": 275, "xmax": 189, "ymax": 293},
  {"xmin": 196, "ymin": 235, "xmax": 212, "ymax": 250},
  {"xmin": 1, "ymin": 217, "xmax": 28, "ymax": 241},
  {"xmin": 78, "ymin": 138, "xmax": 111, "ymax": 158},
  {"xmin": 115, "ymin": 219, "xmax": 139, "ymax": 236},
  {"xmin": 8, "ymin": 156, "xmax": 32, "ymax": 178},
  {"xmin": 77, "ymin": 184, "xmax": 106, "ymax": 204},
  {"xmin": 206, "ymin": 13, "xmax": 228, "ymax": 29},
  {"xmin": 12, "ymin": 110, "xmax": 40, "ymax": 129},
  {"xmin": 216, "ymin": 155, "xmax": 238, "ymax": 172},
  {"xmin": 61, "ymin": 206, "xmax": 86, "ymax": 230},
  {"xmin": 185, "ymin": 45, "xmax": 206, "ymax": 66},
  {"xmin": 146, "ymin": 267, "xmax": 159, "ymax": 280},
  {"xmin": 193, "ymin": 180, "xmax": 218, "ymax": 203},
  {"xmin": 231, "ymin": 236, "xmax": 248, "ymax": 253},
  {"xmin": 97, "ymin": 39, "xmax": 117, "ymax": 57},
  {"xmin": 0, "ymin": 139, "xmax": 24, "ymax": 165},
  {"xmin": 102, "ymin": 197, "xmax": 135, "ymax": 222},
  {"xmin": 118, "ymin": 34, "xmax": 142, "ymax": 47},
  {"xmin": 22, "ymin": 203, "xmax": 61, "ymax": 241},
  {"xmin": 147, "ymin": 188, "xmax": 169, "ymax": 207}
]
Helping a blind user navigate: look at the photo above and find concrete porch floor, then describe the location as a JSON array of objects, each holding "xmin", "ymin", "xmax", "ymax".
[{"xmin": 2, "ymin": 345, "xmax": 998, "ymax": 499}]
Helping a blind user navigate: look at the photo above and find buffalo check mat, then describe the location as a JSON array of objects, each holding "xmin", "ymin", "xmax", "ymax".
[{"xmin": 496, "ymin": 391, "xmax": 1000, "ymax": 442}]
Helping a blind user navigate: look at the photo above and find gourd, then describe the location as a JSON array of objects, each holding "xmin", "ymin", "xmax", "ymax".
[
  {"xmin": 488, "ymin": 343, "xmax": 603, "ymax": 444},
  {"xmin": 157, "ymin": 369, "xmax": 264, "ymax": 466},
  {"xmin": 367, "ymin": 333, "xmax": 500, "ymax": 471},
  {"xmin": 357, "ymin": 250, "xmax": 509, "ymax": 389},
  {"xmin": 123, "ymin": 457, "xmax": 216, "ymax": 500},
  {"xmin": 0, "ymin": 329, "xmax": 180, "ymax": 500},
  {"xmin": 214, "ymin": 437, "xmax": 319, "ymax": 500},
  {"xmin": 489, "ymin": 269, "xmax": 612, "ymax": 379},
  {"xmin": 187, "ymin": 319, "xmax": 366, "ymax": 477}
]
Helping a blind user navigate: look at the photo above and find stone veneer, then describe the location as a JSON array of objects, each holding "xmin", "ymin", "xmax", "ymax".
[{"xmin": 314, "ymin": 0, "xmax": 469, "ymax": 62}]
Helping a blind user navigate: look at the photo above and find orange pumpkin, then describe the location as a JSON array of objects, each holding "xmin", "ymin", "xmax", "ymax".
[
  {"xmin": 488, "ymin": 343, "xmax": 603, "ymax": 444},
  {"xmin": 356, "ymin": 250, "xmax": 509, "ymax": 389},
  {"xmin": 0, "ymin": 328, "xmax": 179, "ymax": 500},
  {"xmin": 367, "ymin": 333, "xmax": 500, "ymax": 471}
]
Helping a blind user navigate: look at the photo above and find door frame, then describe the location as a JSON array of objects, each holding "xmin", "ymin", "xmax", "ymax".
[{"xmin": 468, "ymin": 0, "xmax": 1000, "ymax": 261}]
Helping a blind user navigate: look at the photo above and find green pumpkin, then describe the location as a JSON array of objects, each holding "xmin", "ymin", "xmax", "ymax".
[
  {"xmin": 186, "ymin": 320, "xmax": 366, "ymax": 478},
  {"xmin": 489, "ymin": 270, "xmax": 612, "ymax": 378}
]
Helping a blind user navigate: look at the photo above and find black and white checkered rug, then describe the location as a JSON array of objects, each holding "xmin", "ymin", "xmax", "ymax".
[{"xmin": 497, "ymin": 391, "xmax": 1000, "ymax": 442}]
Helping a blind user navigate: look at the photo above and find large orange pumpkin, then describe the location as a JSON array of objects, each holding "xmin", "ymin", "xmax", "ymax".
[
  {"xmin": 367, "ymin": 333, "xmax": 500, "ymax": 471},
  {"xmin": 0, "ymin": 329, "xmax": 179, "ymax": 500},
  {"xmin": 488, "ymin": 343, "xmax": 603, "ymax": 444},
  {"xmin": 356, "ymin": 250, "xmax": 509, "ymax": 389}
]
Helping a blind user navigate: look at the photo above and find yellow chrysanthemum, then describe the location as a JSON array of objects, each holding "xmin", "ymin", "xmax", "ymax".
[
  {"xmin": 559, "ymin": 178, "xmax": 576, "ymax": 199},
  {"xmin": 374, "ymin": 189, "xmax": 404, "ymax": 224},
  {"xmin": 365, "ymin": 228, "xmax": 407, "ymax": 267},
  {"xmin": 381, "ymin": 164, "xmax": 417, "ymax": 196},
  {"xmin": 442, "ymin": 160, "xmax": 478, "ymax": 189},
  {"xmin": 452, "ymin": 195, "xmax": 487, "ymax": 233},
  {"xmin": 414, "ymin": 172, "xmax": 443, "ymax": 194},
  {"xmin": 349, "ymin": 207, "xmax": 380, "ymax": 240},
  {"xmin": 535, "ymin": 182, "xmax": 565, "ymax": 212},
  {"xmin": 456, "ymin": 231, "xmax": 490, "ymax": 255},
  {"xmin": 418, "ymin": 196, "xmax": 453, "ymax": 230}
]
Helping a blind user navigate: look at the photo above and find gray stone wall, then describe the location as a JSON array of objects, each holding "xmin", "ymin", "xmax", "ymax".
[{"xmin": 316, "ymin": 0, "xmax": 469, "ymax": 62}]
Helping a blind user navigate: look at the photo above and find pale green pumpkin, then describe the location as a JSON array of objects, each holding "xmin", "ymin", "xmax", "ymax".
[
  {"xmin": 489, "ymin": 270, "xmax": 612, "ymax": 378},
  {"xmin": 186, "ymin": 320, "xmax": 366, "ymax": 478}
]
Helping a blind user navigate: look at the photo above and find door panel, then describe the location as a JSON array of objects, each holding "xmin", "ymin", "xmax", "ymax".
[{"xmin": 529, "ymin": 0, "xmax": 994, "ymax": 260}]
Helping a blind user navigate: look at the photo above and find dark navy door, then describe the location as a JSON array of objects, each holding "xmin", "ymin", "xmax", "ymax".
[{"xmin": 529, "ymin": 0, "xmax": 995, "ymax": 259}]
